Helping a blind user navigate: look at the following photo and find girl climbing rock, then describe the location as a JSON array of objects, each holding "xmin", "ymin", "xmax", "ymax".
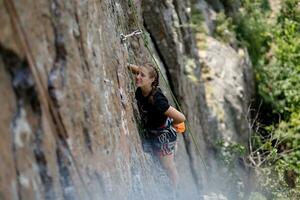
[{"xmin": 128, "ymin": 63, "xmax": 186, "ymax": 187}]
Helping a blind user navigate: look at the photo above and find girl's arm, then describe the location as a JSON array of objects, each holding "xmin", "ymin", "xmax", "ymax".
[
  {"xmin": 127, "ymin": 63, "xmax": 139, "ymax": 74},
  {"xmin": 164, "ymin": 106, "xmax": 186, "ymax": 124}
]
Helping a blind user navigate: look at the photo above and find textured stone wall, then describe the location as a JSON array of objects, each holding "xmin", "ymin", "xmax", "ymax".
[
  {"xmin": 142, "ymin": 0, "xmax": 256, "ymax": 198},
  {"xmin": 0, "ymin": 0, "xmax": 155, "ymax": 199},
  {"xmin": 142, "ymin": 0, "xmax": 211, "ymax": 196},
  {"xmin": 0, "ymin": 0, "xmax": 205, "ymax": 199},
  {"xmin": 0, "ymin": 0, "xmax": 255, "ymax": 199},
  {"xmin": 194, "ymin": 0, "xmax": 256, "ymax": 198}
]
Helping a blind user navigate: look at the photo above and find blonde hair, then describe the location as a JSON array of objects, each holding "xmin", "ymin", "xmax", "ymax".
[{"xmin": 141, "ymin": 63, "xmax": 159, "ymax": 104}]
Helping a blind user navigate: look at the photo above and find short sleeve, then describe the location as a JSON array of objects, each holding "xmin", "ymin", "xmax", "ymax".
[
  {"xmin": 154, "ymin": 90, "xmax": 170, "ymax": 114},
  {"xmin": 135, "ymin": 87, "xmax": 141, "ymax": 101}
]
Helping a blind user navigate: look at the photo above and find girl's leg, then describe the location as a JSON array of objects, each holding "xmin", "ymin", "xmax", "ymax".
[{"xmin": 158, "ymin": 153, "xmax": 178, "ymax": 187}]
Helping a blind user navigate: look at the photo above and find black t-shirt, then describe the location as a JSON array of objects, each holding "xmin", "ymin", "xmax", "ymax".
[{"xmin": 135, "ymin": 87, "xmax": 170, "ymax": 129}]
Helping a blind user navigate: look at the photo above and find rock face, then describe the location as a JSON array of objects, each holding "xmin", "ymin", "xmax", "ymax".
[
  {"xmin": 199, "ymin": 37, "xmax": 255, "ymax": 197},
  {"xmin": 200, "ymin": 37, "xmax": 254, "ymax": 143},
  {"xmin": 0, "ymin": 0, "xmax": 255, "ymax": 200}
]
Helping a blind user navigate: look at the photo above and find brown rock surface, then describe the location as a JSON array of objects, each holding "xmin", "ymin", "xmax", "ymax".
[{"xmin": 0, "ymin": 0, "xmax": 255, "ymax": 199}]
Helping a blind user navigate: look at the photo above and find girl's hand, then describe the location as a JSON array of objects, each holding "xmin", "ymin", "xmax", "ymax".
[{"xmin": 127, "ymin": 63, "xmax": 139, "ymax": 74}]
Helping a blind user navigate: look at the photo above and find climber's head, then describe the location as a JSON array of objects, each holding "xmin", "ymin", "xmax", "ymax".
[{"xmin": 136, "ymin": 63, "xmax": 159, "ymax": 89}]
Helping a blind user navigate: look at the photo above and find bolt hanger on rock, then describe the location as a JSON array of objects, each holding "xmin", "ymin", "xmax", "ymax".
[{"xmin": 120, "ymin": 29, "xmax": 143, "ymax": 42}]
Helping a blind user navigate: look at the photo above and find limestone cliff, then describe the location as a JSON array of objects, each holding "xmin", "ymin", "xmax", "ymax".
[{"xmin": 0, "ymin": 0, "xmax": 255, "ymax": 199}]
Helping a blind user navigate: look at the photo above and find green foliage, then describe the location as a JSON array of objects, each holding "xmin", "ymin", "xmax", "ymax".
[
  {"xmin": 221, "ymin": 0, "xmax": 300, "ymax": 198},
  {"xmin": 278, "ymin": 0, "xmax": 300, "ymax": 24},
  {"xmin": 254, "ymin": 159, "xmax": 300, "ymax": 199},
  {"xmin": 274, "ymin": 112, "xmax": 300, "ymax": 173},
  {"xmin": 258, "ymin": 17, "xmax": 300, "ymax": 116},
  {"xmin": 249, "ymin": 192, "xmax": 267, "ymax": 200},
  {"xmin": 215, "ymin": 139, "xmax": 247, "ymax": 198},
  {"xmin": 216, "ymin": 140, "xmax": 246, "ymax": 167},
  {"xmin": 191, "ymin": 0, "xmax": 299, "ymax": 197},
  {"xmin": 264, "ymin": 0, "xmax": 299, "ymax": 114},
  {"xmin": 235, "ymin": 0, "xmax": 272, "ymax": 65},
  {"xmin": 190, "ymin": 5, "xmax": 206, "ymax": 34},
  {"xmin": 246, "ymin": 122, "xmax": 300, "ymax": 199},
  {"xmin": 214, "ymin": 12, "xmax": 236, "ymax": 43}
]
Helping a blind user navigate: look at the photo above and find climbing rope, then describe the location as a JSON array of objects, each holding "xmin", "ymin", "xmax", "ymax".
[{"xmin": 123, "ymin": 0, "xmax": 208, "ymax": 172}]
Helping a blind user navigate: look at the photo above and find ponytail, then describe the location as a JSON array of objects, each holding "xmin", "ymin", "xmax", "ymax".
[{"xmin": 144, "ymin": 63, "xmax": 159, "ymax": 104}]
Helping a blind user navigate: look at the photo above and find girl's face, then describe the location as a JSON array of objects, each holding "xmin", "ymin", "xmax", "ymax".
[{"xmin": 136, "ymin": 66, "xmax": 154, "ymax": 88}]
